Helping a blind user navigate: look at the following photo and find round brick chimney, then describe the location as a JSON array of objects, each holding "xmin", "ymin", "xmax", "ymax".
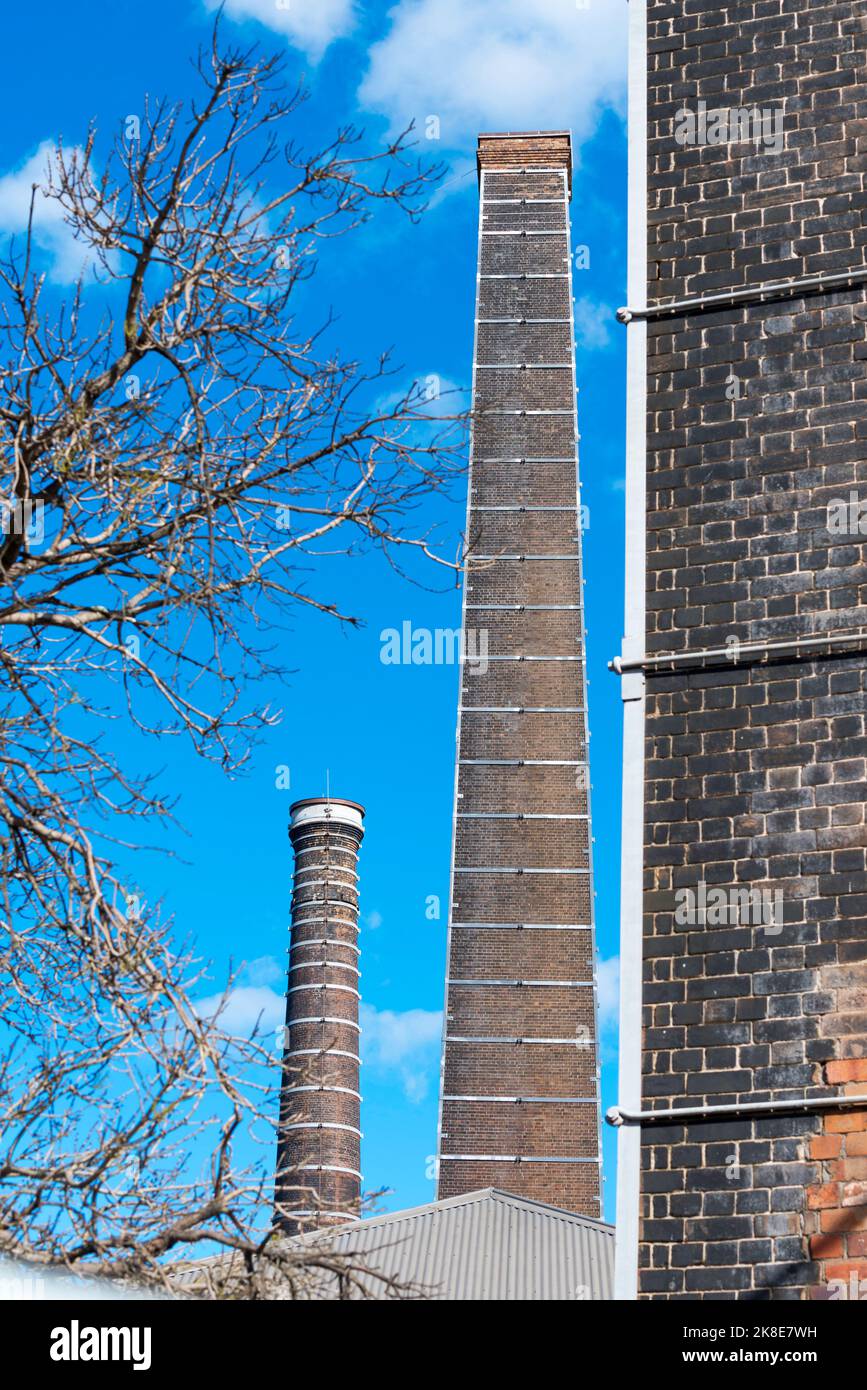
[{"xmin": 275, "ymin": 797, "xmax": 365, "ymax": 1234}]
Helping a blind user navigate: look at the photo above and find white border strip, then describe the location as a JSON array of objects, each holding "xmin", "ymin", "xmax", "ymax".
[{"xmin": 614, "ymin": 0, "xmax": 648, "ymax": 1303}]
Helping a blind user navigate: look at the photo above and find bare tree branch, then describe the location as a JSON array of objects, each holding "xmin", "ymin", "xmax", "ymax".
[{"xmin": 0, "ymin": 23, "xmax": 466, "ymax": 1298}]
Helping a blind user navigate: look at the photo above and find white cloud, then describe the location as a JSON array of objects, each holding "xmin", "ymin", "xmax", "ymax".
[
  {"xmin": 360, "ymin": 1002, "xmax": 442, "ymax": 1103},
  {"xmin": 242, "ymin": 954, "xmax": 284, "ymax": 988},
  {"xmin": 194, "ymin": 955, "xmax": 284, "ymax": 1041},
  {"xmin": 195, "ymin": 983, "xmax": 284, "ymax": 1040},
  {"xmin": 574, "ymin": 297, "xmax": 614, "ymax": 352},
  {"xmin": 205, "ymin": 0, "xmax": 356, "ymax": 62},
  {"xmin": 0, "ymin": 141, "xmax": 93, "ymax": 284},
  {"xmin": 376, "ymin": 371, "xmax": 468, "ymax": 416},
  {"xmin": 359, "ymin": 0, "xmax": 626, "ymax": 151}
]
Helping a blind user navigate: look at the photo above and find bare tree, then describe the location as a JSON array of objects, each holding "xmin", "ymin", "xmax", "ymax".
[{"xmin": 0, "ymin": 24, "xmax": 463, "ymax": 1296}]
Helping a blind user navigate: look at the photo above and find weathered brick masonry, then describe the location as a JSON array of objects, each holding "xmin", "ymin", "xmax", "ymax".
[
  {"xmin": 275, "ymin": 798, "xmax": 364, "ymax": 1234},
  {"xmin": 437, "ymin": 132, "xmax": 601, "ymax": 1216},
  {"xmin": 638, "ymin": 1, "xmax": 867, "ymax": 1297}
]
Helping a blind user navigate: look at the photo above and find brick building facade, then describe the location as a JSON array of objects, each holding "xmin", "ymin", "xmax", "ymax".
[
  {"xmin": 614, "ymin": 0, "xmax": 867, "ymax": 1299},
  {"xmin": 437, "ymin": 132, "xmax": 602, "ymax": 1217}
]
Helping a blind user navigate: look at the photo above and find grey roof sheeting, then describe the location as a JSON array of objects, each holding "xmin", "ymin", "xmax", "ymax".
[{"xmin": 301, "ymin": 1188, "xmax": 614, "ymax": 1300}]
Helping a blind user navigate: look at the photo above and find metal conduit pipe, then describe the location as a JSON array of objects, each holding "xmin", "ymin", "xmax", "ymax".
[
  {"xmin": 617, "ymin": 263, "xmax": 867, "ymax": 322},
  {"xmin": 607, "ymin": 1095, "xmax": 867, "ymax": 1127},
  {"xmin": 610, "ymin": 628, "xmax": 867, "ymax": 675}
]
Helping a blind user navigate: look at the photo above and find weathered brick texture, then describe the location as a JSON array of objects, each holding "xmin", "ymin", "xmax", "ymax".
[
  {"xmin": 462, "ymin": 660, "xmax": 585, "ymax": 708},
  {"xmin": 444, "ymin": 1039, "xmax": 593, "ymax": 1095},
  {"xmin": 639, "ymin": 0, "xmax": 867, "ymax": 1299},
  {"xmin": 437, "ymin": 133, "xmax": 601, "ymax": 1216},
  {"xmin": 472, "ymin": 459, "xmax": 576, "ymax": 506},
  {"xmin": 460, "ymin": 709, "xmax": 585, "ymax": 760}
]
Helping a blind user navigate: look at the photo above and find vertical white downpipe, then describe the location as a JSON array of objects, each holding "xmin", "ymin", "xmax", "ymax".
[{"xmin": 613, "ymin": 0, "xmax": 648, "ymax": 1300}]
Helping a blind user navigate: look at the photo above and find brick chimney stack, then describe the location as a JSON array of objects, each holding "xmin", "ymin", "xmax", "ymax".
[
  {"xmin": 275, "ymin": 797, "xmax": 365, "ymax": 1234},
  {"xmin": 436, "ymin": 130, "xmax": 601, "ymax": 1216}
]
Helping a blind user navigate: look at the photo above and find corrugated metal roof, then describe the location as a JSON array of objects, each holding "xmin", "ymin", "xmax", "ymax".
[{"xmin": 299, "ymin": 1188, "xmax": 613, "ymax": 1300}]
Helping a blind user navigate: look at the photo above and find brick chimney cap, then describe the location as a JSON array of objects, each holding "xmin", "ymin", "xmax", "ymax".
[
  {"xmin": 289, "ymin": 797, "xmax": 366, "ymax": 834},
  {"xmin": 476, "ymin": 130, "xmax": 573, "ymax": 195},
  {"xmin": 289, "ymin": 797, "xmax": 365, "ymax": 814},
  {"xmin": 478, "ymin": 130, "xmax": 572, "ymax": 139}
]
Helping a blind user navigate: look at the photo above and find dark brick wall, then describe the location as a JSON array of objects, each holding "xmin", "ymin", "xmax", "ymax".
[
  {"xmin": 437, "ymin": 134, "xmax": 601, "ymax": 1216},
  {"xmin": 639, "ymin": 0, "xmax": 867, "ymax": 1298}
]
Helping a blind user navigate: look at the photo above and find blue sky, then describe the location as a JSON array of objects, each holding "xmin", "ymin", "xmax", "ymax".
[{"xmin": 0, "ymin": 0, "xmax": 628, "ymax": 1222}]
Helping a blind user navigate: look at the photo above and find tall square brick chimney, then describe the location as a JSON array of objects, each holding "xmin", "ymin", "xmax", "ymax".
[{"xmin": 436, "ymin": 131, "xmax": 602, "ymax": 1217}]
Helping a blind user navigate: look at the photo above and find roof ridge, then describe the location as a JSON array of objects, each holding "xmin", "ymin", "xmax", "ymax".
[
  {"xmin": 313, "ymin": 1187, "xmax": 614, "ymax": 1237},
  {"xmin": 486, "ymin": 1188, "xmax": 615, "ymax": 1230}
]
